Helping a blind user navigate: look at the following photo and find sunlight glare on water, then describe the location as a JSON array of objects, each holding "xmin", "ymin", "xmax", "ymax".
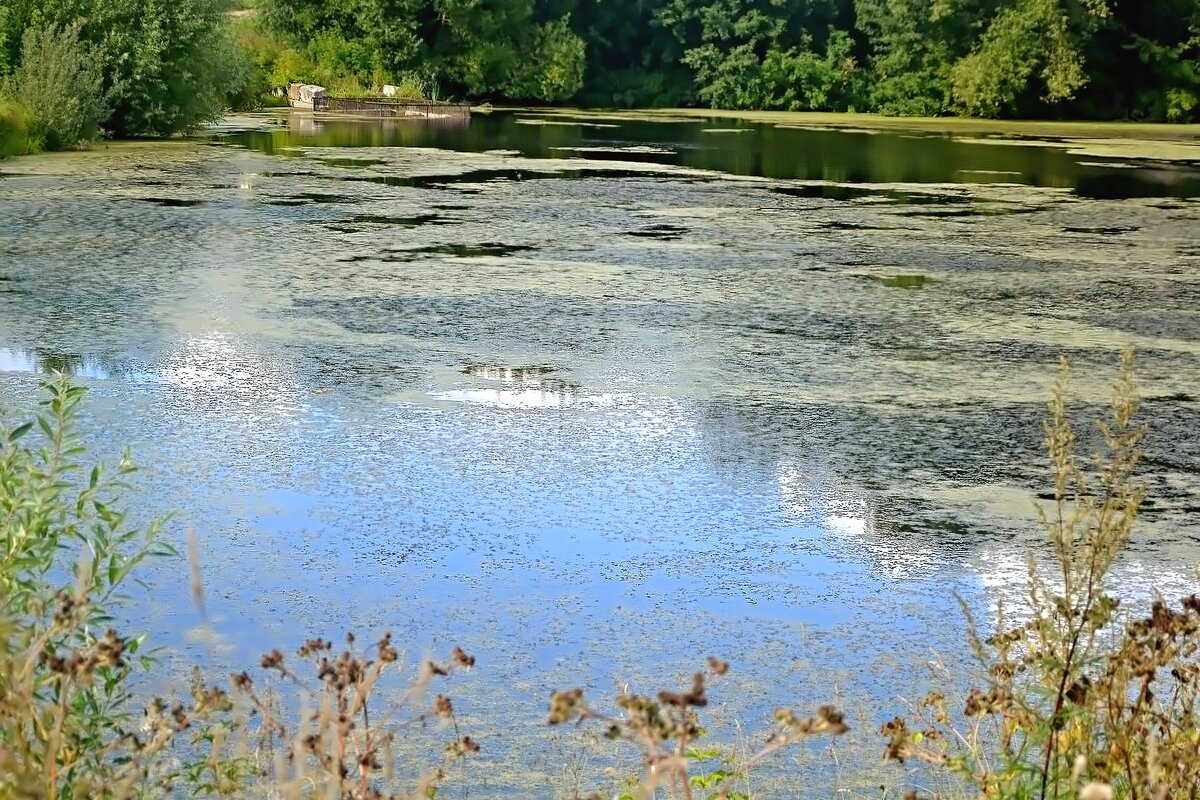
[{"xmin": 0, "ymin": 110, "xmax": 1198, "ymax": 792}]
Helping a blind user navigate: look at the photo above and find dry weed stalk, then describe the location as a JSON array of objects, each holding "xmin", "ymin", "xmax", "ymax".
[
  {"xmin": 549, "ymin": 657, "xmax": 848, "ymax": 799},
  {"xmin": 882, "ymin": 350, "xmax": 1200, "ymax": 799},
  {"xmin": 230, "ymin": 635, "xmax": 478, "ymax": 799},
  {"xmin": 0, "ymin": 378, "xmax": 235, "ymax": 798},
  {"xmin": 1, "ymin": 380, "xmax": 480, "ymax": 799}
]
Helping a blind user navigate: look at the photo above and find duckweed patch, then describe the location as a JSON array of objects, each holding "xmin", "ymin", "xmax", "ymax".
[
  {"xmin": 3, "ymin": 126, "xmax": 1199, "ymax": 794},
  {"xmin": 317, "ymin": 157, "xmax": 387, "ymax": 168},
  {"xmin": 876, "ymin": 274, "xmax": 931, "ymax": 288}
]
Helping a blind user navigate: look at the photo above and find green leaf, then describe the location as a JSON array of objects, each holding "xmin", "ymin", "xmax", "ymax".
[
  {"xmin": 8, "ymin": 422, "xmax": 33, "ymax": 441},
  {"xmin": 687, "ymin": 746, "xmax": 722, "ymax": 761}
]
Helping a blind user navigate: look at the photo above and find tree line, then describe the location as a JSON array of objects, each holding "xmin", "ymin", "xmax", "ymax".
[
  {"xmin": 260, "ymin": 0, "xmax": 1200, "ymax": 120},
  {"xmin": 1, "ymin": 0, "xmax": 1198, "ymax": 156},
  {"xmin": 0, "ymin": 0, "xmax": 251, "ymax": 150}
]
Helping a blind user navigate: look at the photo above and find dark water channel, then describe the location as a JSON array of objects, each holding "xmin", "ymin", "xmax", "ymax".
[
  {"xmin": 226, "ymin": 110, "xmax": 1200, "ymax": 199},
  {"xmin": 1, "ymin": 109, "xmax": 1198, "ymax": 795}
]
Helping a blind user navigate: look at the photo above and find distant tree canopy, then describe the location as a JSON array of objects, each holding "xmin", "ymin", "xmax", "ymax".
[
  {"xmin": 261, "ymin": 0, "xmax": 1200, "ymax": 119},
  {"xmin": 257, "ymin": 0, "xmax": 589, "ymax": 101},
  {"xmin": 1, "ymin": 0, "xmax": 1196, "ymax": 138},
  {"xmin": 0, "ymin": 0, "xmax": 249, "ymax": 137},
  {"xmin": 0, "ymin": 0, "xmax": 255, "ymax": 141}
]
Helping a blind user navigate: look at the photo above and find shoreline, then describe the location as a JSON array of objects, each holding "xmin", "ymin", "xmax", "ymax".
[
  {"xmin": 515, "ymin": 106, "xmax": 1200, "ymax": 140},
  {"xmin": 6, "ymin": 107, "xmax": 1200, "ymax": 165},
  {"xmin": 507, "ymin": 107, "xmax": 1200, "ymax": 162}
]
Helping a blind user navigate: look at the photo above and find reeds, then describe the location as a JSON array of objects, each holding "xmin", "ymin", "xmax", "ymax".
[{"xmin": 883, "ymin": 350, "xmax": 1200, "ymax": 799}]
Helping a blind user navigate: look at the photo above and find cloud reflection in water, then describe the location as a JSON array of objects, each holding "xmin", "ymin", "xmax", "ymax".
[{"xmin": 434, "ymin": 363, "xmax": 579, "ymax": 408}]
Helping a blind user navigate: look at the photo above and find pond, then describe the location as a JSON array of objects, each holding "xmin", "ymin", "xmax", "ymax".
[{"xmin": 1, "ymin": 109, "xmax": 1198, "ymax": 795}]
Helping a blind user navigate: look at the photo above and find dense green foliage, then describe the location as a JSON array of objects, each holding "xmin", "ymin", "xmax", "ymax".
[
  {"xmin": 253, "ymin": 0, "xmax": 589, "ymax": 101},
  {"xmin": 0, "ymin": 380, "xmax": 179, "ymax": 796},
  {"xmin": 0, "ymin": 0, "xmax": 249, "ymax": 152},
  {"xmin": 0, "ymin": 100, "xmax": 36, "ymax": 156},
  {"xmin": 0, "ymin": 0, "xmax": 1196, "ymax": 154},
  {"xmin": 2, "ymin": 22, "xmax": 108, "ymax": 150},
  {"xmin": 259, "ymin": 0, "xmax": 1200, "ymax": 119}
]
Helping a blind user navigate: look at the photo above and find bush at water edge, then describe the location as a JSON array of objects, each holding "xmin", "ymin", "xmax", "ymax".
[{"xmin": 0, "ymin": 100, "xmax": 39, "ymax": 157}]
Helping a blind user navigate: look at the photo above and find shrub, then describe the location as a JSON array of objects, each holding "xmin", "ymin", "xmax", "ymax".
[
  {"xmin": 504, "ymin": 18, "xmax": 587, "ymax": 103},
  {"xmin": 0, "ymin": 378, "xmax": 186, "ymax": 795},
  {"xmin": 1, "ymin": 22, "xmax": 108, "ymax": 150},
  {"xmin": 884, "ymin": 350, "xmax": 1200, "ymax": 799},
  {"xmin": 3, "ymin": 358, "xmax": 1190, "ymax": 799},
  {"xmin": 1, "ymin": 0, "xmax": 250, "ymax": 137},
  {"xmin": 0, "ymin": 100, "xmax": 38, "ymax": 157},
  {"xmin": 225, "ymin": 638, "xmax": 478, "ymax": 798},
  {"xmin": 0, "ymin": 378, "xmax": 478, "ymax": 798},
  {"xmin": 681, "ymin": 31, "xmax": 860, "ymax": 112},
  {"xmin": 548, "ymin": 658, "xmax": 848, "ymax": 799},
  {"xmin": 387, "ymin": 73, "xmax": 427, "ymax": 101},
  {"xmin": 93, "ymin": 0, "xmax": 250, "ymax": 136}
]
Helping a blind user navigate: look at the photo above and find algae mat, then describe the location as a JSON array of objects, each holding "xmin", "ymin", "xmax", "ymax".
[{"xmin": 0, "ymin": 112, "xmax": 1197, "ymax": 795}]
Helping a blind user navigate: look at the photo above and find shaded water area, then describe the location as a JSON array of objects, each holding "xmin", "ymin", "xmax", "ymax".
[{"xmin": 1, "ymin": 110, "xmax": 1199, "ymax": 795}]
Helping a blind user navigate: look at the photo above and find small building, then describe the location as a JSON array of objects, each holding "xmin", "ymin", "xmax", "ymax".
[{"xmin": 287, "ymin": 84, "xmax": 327, "ymax": 110}]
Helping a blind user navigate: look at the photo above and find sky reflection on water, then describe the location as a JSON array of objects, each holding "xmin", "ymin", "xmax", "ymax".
[{"xmin": 0, "ymin": 114, "xmax": 1198, "ymax": 793}]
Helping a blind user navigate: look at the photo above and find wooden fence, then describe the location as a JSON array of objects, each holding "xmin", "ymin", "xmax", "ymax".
[{"xmin": 314, "ymin": 96, "xmax": 472, "ymax": 120}]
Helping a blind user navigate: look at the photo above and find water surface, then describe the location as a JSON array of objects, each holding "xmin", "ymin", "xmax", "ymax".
[{"xmin": 1, "ymin": 110, "xmax": 1198, "ymax": 795}]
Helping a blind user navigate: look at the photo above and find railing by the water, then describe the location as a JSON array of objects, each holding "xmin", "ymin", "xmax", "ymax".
[{"xmin": 314, "ymin": 96, "xmax": 472, "ymax": 120}]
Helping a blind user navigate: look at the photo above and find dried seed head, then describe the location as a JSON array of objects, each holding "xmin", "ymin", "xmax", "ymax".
[
  {"xmin": 434, "ymin": 694, "xmax": 453, "ymax": 718},
  {"xmin": 1071, "ymin": 754, "xmax": 1087, "ymax": 785},
  {"xmin": 97, "ymin": 628, "xmax": 128, "ymax": 668},
  {"xmin": 451, "ymin": 647, "xmax": 475, "ymax": 668},
  {"xmin": 1080, "ymin": 783, "xmax": 1114, "ymax": 800},
  {"xmin": 659, "ymin": 673, "xmax": 707, "ymax": 707},
  {"xmin": 707, "ymin": 656, "xmax": 729, "ymax": 676},
  {"xmin": 261, "ymin": 649, "xmax": 285, "ymax": 670},
  {"xmin": 881, "ymin": 716, "xmax": 908, "ymax": 761},
  {"xmin": 298, "ymin": 638, "xmax": 332, "ymax": 658},
  {"xmin": 194, "ymin": 685, "xmax": 233, "ymax": 714},
  {"xmin": 42, "ymin": 653, "xmax": 67, "ymax": 674},
  {"xmin": 1065, "ymin": 676, "xmax": 1091, "ymax": 705},
  {"xmin": 548, "ymin": 688, "xmax": 585, "ymax": 724},
  {"xmin": 377, "ymin": 631, "xmax": 398, "ymax": 662},
  {"xmin": 817, "ymin": 705, "xmax": 848, "ymax": 735}
]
